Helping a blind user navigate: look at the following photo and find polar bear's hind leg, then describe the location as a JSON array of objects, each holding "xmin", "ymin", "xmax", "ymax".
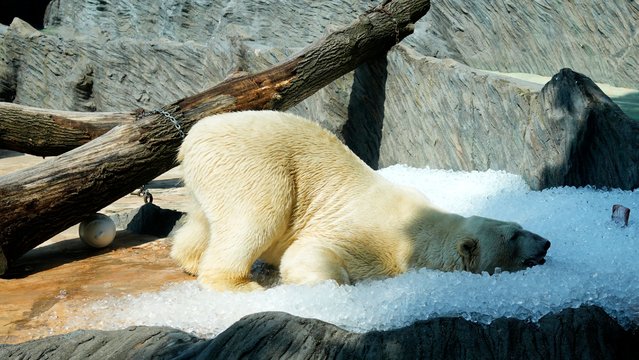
[
  {"xmin": 195, "ymin": 177, "xmax": 294, "ymax": 292},
  {"xmin": 196, "ymin": 220, "xmax": 287, "ymax": 292},
  {"xmin": 170, "ymin": 202, "xmax": 210, "ymax": 275}
]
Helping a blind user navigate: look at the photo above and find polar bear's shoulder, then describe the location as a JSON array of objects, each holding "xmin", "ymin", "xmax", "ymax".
[
  {"xmin": 189, "ymin": 110, "xmax": 320, "ymax": 134},
  {"xmin": 179, "ymin": 111, "xmax": 339, "ymax": 162}
]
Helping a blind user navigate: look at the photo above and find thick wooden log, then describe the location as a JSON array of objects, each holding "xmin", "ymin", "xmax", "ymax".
[
  {"xmin": 0, "ymin": 102, "xmax": 136, "ymax": 156},
  {"xmin": 0, "ymin": 0, "xmax": 431, "ymax": 273}
]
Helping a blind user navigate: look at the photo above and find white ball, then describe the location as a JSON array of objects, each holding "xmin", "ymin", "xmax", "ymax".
[{"xmin": 79, "ymin": 213, "xmax": 116, "ymax": 248}]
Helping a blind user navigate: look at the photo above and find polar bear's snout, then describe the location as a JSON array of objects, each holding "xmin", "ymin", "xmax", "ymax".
[{"xmin": 520, "ymin": 230, "xmax": 551, "ymax": 268}]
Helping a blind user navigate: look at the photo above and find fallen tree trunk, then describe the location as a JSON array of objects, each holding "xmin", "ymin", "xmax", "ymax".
[
  {"xmin": 0, "ymin": 0, "xmax": 431, "ymax": 273},
  {"xmin": 0, "ymin": 103, "xmax": 136, "ymax": 156}
]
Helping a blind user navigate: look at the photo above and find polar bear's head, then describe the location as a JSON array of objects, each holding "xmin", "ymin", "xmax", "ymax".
[{"xmin": 456, "ymin": 216, "xmax": 550, "ymax": 274}]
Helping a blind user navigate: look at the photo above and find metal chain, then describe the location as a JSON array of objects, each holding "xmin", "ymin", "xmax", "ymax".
[
  {"xmin": 156, "ymin": 109, "xmax": 185, "ymax": 138},
  {"xmin": 130, "ymin": 185, "xmax": 154, "ymax": 204},
  {"xmin": 365, "ymin": 1, "xmax": 401, "ymax": 45},
  {"xmin": 378, "ymin": 7, "xmax": 400, "ymax": 45},
  {"xmin": 138, "ymin": 109, "xmax": 185, "ymax": 138}
]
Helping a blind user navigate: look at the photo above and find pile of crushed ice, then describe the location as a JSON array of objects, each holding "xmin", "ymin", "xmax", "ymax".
[{"xmin": 71, "ymin": 165, "xmax": 639, "ymax": 338}]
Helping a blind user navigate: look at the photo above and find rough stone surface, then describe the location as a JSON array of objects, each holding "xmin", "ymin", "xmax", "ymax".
[
  {"xmin": 379, "ymin": 49, "xmax": 639, "ymax": 190},
  {"xmin": 0, "ymin": 15, "xmax": 355, "ymax": 136},
  {"xmin": 535, "ymin": 69, "xmax": 639, "ymax": 189},
  {"xmin": 407, "ymin": 0, "xmax": 639, "ymax": 89},
  {"xmin": 39, "ymin": 0, "xmax": 639, "ymax": 89},
  {"xmin": 1, "ymin": 306, "xmax": 636, "ymax": 359},
  {"xmin": 43, "ymin": 0, "xmax": 371, "ymax": 47},
  {"xmin": 0, "ymin": 326, "xmax": 200, "ymax": 360}
]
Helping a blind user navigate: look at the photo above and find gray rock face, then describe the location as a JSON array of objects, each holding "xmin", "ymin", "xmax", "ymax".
[
  {"xmin": 0, "ymin": 325, "xmax": 200, "ymax": 360},
  {"xmin": 535, "ymin": 69, "xmax": 639, "ymax": 189},
  {"xmin": 0, "ymin": 15, "xmax": 354, "ymax": 135},
  {"xmin": 0, "ymin": 17, "xmax": 236, "ymax": 111},
  {"xmin": 41, "ymin": 0, "xmax": 639, "ymax": 89},
  {"xmin": 4, "ymin": 0, "xmax": 638, "ymax": 98},
  {"xmin": 1, "ymin": 306, "xmax": 636, "ymax": 359},
  {"xmin": 378, "ymin": 50, "xmax": 639, "ymax": 189},
  {"xmin": 408, "ymin": 0, "xmax": 639, "ymax": 89},
  {"xmin": 44, "ymin": 0, "xmax": 372, "ymax": 48}
]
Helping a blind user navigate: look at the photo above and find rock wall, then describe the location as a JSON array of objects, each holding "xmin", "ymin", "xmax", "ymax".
[
  {"xmin": 379, "ymin": 49, "xmax": 639, "ymax": 189},
  {"xmin": 40, "ymin": 0, "xmax": 639, "ymax": 89},
  {"xmin": 407, "ymin": 0, "xmax": 639, "ymax": 89},
  {"xmin": 1, "ymin": 306, "xmax": 636, "ymax": 359}
]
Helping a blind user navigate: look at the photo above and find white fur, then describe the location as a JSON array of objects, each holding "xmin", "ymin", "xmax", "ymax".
[{"xmin": 171, "ymin": 111, "xmax": 549, "ymax": 291}]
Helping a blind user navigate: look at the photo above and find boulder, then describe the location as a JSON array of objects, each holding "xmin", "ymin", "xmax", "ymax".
[
  {"xmin": 1, "ymin": 306, "xmax": 636, "ymax": 359},
  {"xmin": 534, "ymin": 69, "xmax": 639, "ymax": 189}
]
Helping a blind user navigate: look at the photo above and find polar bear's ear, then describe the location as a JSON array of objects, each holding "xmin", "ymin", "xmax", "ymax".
[{"xmin": 456, "ymin": 238, "xmax": 479, "ymax": 271}]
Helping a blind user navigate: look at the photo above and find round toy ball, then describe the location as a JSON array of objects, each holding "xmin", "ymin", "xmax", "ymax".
[{"xmin": 79, "ymin": 213, "xmax": 116, "ymax": 248}]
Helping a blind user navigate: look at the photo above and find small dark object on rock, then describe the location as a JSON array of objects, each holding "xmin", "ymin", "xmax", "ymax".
[{"xmin": 611, "ymin": 204, "xmax": 630, "ymax": 226}]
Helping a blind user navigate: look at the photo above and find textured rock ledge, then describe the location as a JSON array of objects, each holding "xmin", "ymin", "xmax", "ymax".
[
  {"xmin": 40, "ymin": 0, "xmax": 639, "ymax": 89},
  {"xmin": 1, "ymin": 306, "xmax": 636, "ymax": 359},
  {"xmin": 408, "ymin": 0, "xmax": 639, "ymax": 89}
]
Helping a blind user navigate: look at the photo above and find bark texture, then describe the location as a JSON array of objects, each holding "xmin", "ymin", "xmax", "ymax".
[{"xmin": 0, "ymin": 102, "xmax": 135, "ymax": 156}]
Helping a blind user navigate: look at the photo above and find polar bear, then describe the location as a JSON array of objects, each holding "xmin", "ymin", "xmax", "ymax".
[{"xmin": 171, "ymin": 110, "xmax": 550, "ymax": 291}]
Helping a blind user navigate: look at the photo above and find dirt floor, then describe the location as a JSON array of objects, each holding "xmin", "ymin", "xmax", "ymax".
[{"xmin": 0, "ymin": 150, "xmax": 193, "ymax": 344}]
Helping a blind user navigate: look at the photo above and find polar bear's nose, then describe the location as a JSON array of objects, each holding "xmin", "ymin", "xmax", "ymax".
[
  {"xmin": 521, "ymin": 232, "xmax": 550, "ymax": 268},
  {"xmin": 530, "ymin": 233, "xmax": 550, "ymax": 254}
]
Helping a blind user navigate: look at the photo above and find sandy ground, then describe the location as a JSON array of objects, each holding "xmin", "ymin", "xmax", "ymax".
[{"xmin": 0, "ymin": 151, "xmax": 193, "ymax": 344}]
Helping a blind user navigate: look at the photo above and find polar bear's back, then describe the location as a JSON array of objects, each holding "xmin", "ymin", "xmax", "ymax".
[
  {"xmin": 177, "ymin": 111, "xmax": 379, "ymax": 217},
  {"xmin": 178, "ymin": 110, "xmax": 369, "ymax": 175},
  {"xmin": 177, "ymin": 110, "xmax": 386, "ymax": 263}
]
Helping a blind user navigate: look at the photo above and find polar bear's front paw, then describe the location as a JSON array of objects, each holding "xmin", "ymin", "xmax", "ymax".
[
  {"xmin": 198, "ymin": 275, "xmax": 264, "ymax": 292},
  {"xmin": 179, "ymin": 260, "xmax": 200, "ymax": 276}
]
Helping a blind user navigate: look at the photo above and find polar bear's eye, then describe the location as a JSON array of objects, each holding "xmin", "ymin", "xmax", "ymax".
[{"xmin": 508, "ymin": 231, "xmax": 520, "ymax": 242}]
